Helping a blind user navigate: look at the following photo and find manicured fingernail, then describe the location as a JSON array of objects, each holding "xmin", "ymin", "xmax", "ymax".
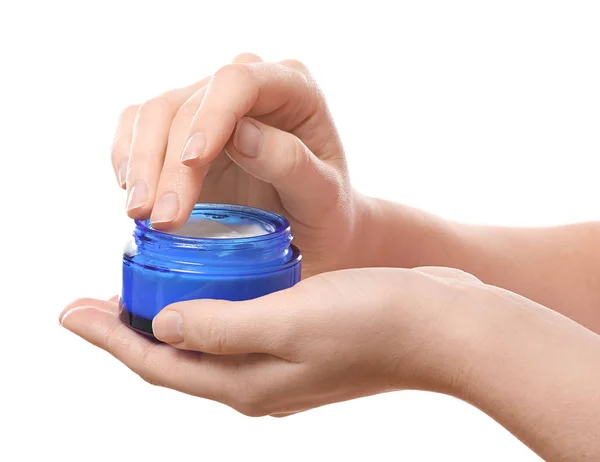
[
  {"xmin": 153, "ymin": 311, "xmax": 184, "ymax": 343},
  {"xmin": 233, "ymin": 120, "xmax": 262, "ymax": 157},
  {"xmin": 181, "ymin": 132, "xmax": 206, "ymax": 162},
  {"xmin": 117, "ymin": 162, "xmax": 127, "ymax": 188},
  {"xmin": 60, "ymin": 306, "xmax": 95, "ymax": 327},
  {"xmin": 126, "ymin": 182, "xmax": 148, "ymax": 211},
  {"xmin": 151, "ymin": 193, "xmax": 179, "ymax": 223}
]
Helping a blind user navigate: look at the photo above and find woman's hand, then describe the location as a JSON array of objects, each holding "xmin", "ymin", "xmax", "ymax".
[
  {"xmin": 61, "ymin": 267, "xmax": 600, "ymax": 459},
  {"xmin": 60, "ymin": 267, "xmax": 481, "ymax": 416},
  {"xmin": 111, "ymin": 54, "xmax": 365, "ymax": 278}
]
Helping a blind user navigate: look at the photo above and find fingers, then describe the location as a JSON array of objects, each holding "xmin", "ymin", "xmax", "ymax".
[
  {"xmin": 59, "ymin": 297, "xmax": 119, "ymax": 323},
  {"xmin": 145, "ymin": 85, "xmax": 210, "ymax": 229},
  {"xmin": 60, "ymin": 300, "xmax": 301, "ymax": 415},
  {"xmin": 111, "ymin": 105, "xmax": 139, "ymax": 189},
  {"xmin": 60, "ymin": 302, "xmax": 235, "ymax": 402},
  {"xmin": 114, "ymin": 55, "xmax": 339, "ymax": 231},
  {"xmin": 152, "ymin": 291, "xmax": 301, "ymax": 357},
  {"xmin": 178, "ymin": 61, "xmax": 318, "ymax": 168},
  {"xmin": 224, "ymin": 117, "xmax": 342, "ymax": 218},
  {"xmin": 414, "ymin": 267, "xmax": 482, "ymax": 284},
  {"xmin": 124, "ymin": 79, "xmax": 211, "ymax": 220},
  {"xmin": 229, "ymin": 52, "xmax": 263, "ymax": 64},
  {"xmin": 148, "ymin": 53, "xmax": 263, "ymax": 230},
  {"xmin": 124, "ymin": 95, "xmax": 180, "ymax": 219}
]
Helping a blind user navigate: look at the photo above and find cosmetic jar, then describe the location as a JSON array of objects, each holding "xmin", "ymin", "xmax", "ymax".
[{"xmin": 119, "ymin": 203, "xmax": 302, "ymax": 337}]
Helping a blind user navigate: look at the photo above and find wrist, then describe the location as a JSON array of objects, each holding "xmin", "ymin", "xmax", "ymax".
[
  {"xmin": 378, "ymin": 269, "xmax": 490, "ymax": 396},
  {"xmin": 351, "ymin": 195, "xmax": 471, "ymax": 270}
]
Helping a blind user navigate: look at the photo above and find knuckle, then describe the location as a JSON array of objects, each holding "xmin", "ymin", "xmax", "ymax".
[
  {"xmin": 201, "ymin": 315, "xmax": 229, "ymax": 354},
  {"xmin": 119, "ymin": 104, "xmax": 140, "ymax": 121},
  {"xmin": 137, "ymin": 96, "xmax": 172, "ymax": 119},
  {"xmin": 281, "ymin": 59, "xmax": 309, "ymax": 74},
  {"xmin": 174, "ymin": 100, "xmax": 200, "ymax": 122},
  {"xmin": 232, "ymin": 52, "xmax": 262, "ymax": 63},
  {"xmin": 281, "ymin": 137, "xmax": 310, "ymax": 180},
  {"xmin": 214, "ymin": 63, "xmax": 253, "ymax": 83}
]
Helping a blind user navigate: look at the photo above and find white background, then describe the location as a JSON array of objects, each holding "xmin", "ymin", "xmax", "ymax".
[{"xmin": 1, "ymin": 1, "xmax": 599, "ymax": 461}]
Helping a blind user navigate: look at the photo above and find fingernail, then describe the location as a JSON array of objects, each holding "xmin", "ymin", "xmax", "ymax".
[
  {"xmin": 126, "ymin": 182, "xmax": 148, "ymax": 211},
  {"xmin": 151, "ymin": 193, "xmax": 179, "ymax": 223},
  {"xmin": 153, "ymin": 311, "xmax": 184, "ymax": 343},
  {"xmin": 117, "ymin": 162, "xmax": 127, "ymax": 188},
  {"xmin": 181, "ymin": 132, "xmax": 206, "ymax": 162},
  {"xmin": 233, "ymin": 120, "xmax": 262, "ymax": 157},
  {"xmin": 60, "ymin": 306, "xmax": 94, "ymax": 327}
]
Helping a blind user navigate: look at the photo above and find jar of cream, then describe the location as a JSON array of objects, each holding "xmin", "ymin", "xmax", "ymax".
[{"xmin": 119, "ymin": 203, "xmax": 302, "ymax": 337}]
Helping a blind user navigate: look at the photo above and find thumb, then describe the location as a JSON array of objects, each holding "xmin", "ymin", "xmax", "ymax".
[
  {"xmin": 224, "ymin": 117, "xmax": 343, "ymax": 217},
  {"xmin": 152, "ymin": 292, "xmax": 299, "ymax": 356}
]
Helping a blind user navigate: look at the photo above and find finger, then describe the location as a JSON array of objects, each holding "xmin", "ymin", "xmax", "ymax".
[
  {"xmin": 150, "ymin": 54, "xmax": 264, "ymax": 230},
  {"xmin": 230, "ymin": 52, "xmax": 263, "ymax": 64},
  {"xmin": 59, "ymin": 297, "xmax": 119, "ymax": 323},
  {"xmin": 108, "ymin": 294, "xmax": 119, "ymax": 304},
  {"xmin": 414, "ymin": 267, "xmax": 482, "ymax": 284},
  {"xmin": 224, "ymin": 117, "xmax": 342, "ymax": 219},
  {"xmin": 178, "ymin": 61, "xmax": 319, "ymax": 168},
  {"xmin": 60, "ymin": 304, "xmax": 237, "ymax": 402},
  {"xmin": 152, "ymin": 293, "xmax": 300, "ymax": 357},
  {"xmin": 125, "ymin": 80, "xmax": 210, "ymax": 219},
  {"xmin": 111, "ymin": 104, "xmax": 139, "ymax": 189}
]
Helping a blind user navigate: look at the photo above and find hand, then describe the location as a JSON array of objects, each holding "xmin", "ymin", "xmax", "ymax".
[
  {"xmin": 60, "ymin": 267, "xmax": 482, "ymax": 417},
  {"xmin": 111, "ymin": 54, "xmax": 366, "ymax": 278}
]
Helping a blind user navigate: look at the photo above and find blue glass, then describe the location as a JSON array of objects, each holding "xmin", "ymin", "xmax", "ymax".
[{"xmin": 119, "ymin": 203, "xmax": 302, "ymax": 337}]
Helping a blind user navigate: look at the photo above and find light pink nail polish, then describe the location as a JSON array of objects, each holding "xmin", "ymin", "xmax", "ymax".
[
  {"xmin": 181, "ymin": 132, "xmax": 206, "ymax": 162},
  {"xmin": 152, "ymin": 311, "xmax": 184, "ymax": 343},
  {"xmin": 233, "ymin": 120, "xmax": 262, "ymax": 157},
  {"xmin": 151, "ymin": 193, "xmax": 179, "ymax": 223},
  {"xmin": 117, "ymin": 162, "xmax": 128, "ymax": 187},
  {"xmin": 126, "ymin": 182, "xmax": 148, "ymax": 211}
]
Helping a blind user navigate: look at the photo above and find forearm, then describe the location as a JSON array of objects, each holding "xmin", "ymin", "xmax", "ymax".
[
  {"xmin": 357, "ymin": 196, "xmax": 600, "ymax": 331},
  {"xmin": 450, "ymin": 287, "xmax": 600, "ymax": 461}
]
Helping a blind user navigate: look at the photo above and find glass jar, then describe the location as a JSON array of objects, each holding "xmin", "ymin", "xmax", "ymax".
[{"xmin": 119, "ymin": 203, "xmax": 302, "ymax": 337}]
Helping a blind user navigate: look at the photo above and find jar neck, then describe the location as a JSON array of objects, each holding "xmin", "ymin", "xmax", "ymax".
[
  {"xmin": 131, "ymin": 224, "xmax": 295, "ymax": 268},
  {"xmin": 127, "ymin": 202, "xmax": 301, "ymax": 271}
]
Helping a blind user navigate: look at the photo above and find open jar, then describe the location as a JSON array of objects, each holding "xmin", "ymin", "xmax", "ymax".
[{"xmin": 119, "ymin": 203, "xmax": 302, "ymax": 337}]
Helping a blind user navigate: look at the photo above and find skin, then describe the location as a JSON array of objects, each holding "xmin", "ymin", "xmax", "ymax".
[{"xmin": 63, "ymin": 55, "xmax": 600, "ymax": 460}]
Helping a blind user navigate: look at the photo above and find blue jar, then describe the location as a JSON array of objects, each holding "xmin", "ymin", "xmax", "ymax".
[{"xmin": 119, "ymin": 203, "xmax": 302, "ymax": 337}]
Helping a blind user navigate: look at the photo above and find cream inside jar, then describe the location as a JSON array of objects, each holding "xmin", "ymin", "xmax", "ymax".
[{"xmin": 174, "ymin": 216, "xmax": 270, "ymax": 239}]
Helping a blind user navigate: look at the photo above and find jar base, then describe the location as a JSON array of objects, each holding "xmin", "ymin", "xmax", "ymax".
[{"xmin": 118, "ymin": 305, "xmax": 156, "ymax": 338}]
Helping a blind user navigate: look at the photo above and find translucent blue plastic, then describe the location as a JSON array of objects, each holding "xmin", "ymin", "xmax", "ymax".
[{"xmin": 119, "ymin": 204, "xmax": 302, "ymax": 337}]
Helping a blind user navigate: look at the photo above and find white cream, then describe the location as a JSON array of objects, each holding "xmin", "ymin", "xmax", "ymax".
[{"xmin": 174, "ymin": 217, "xmax": 269, "ymax": 239}]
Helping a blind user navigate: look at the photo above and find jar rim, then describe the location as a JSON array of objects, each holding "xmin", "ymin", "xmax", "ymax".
[{"xmin": 134, "ymin": 203, "xmax": 292, "ymax": 250}]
